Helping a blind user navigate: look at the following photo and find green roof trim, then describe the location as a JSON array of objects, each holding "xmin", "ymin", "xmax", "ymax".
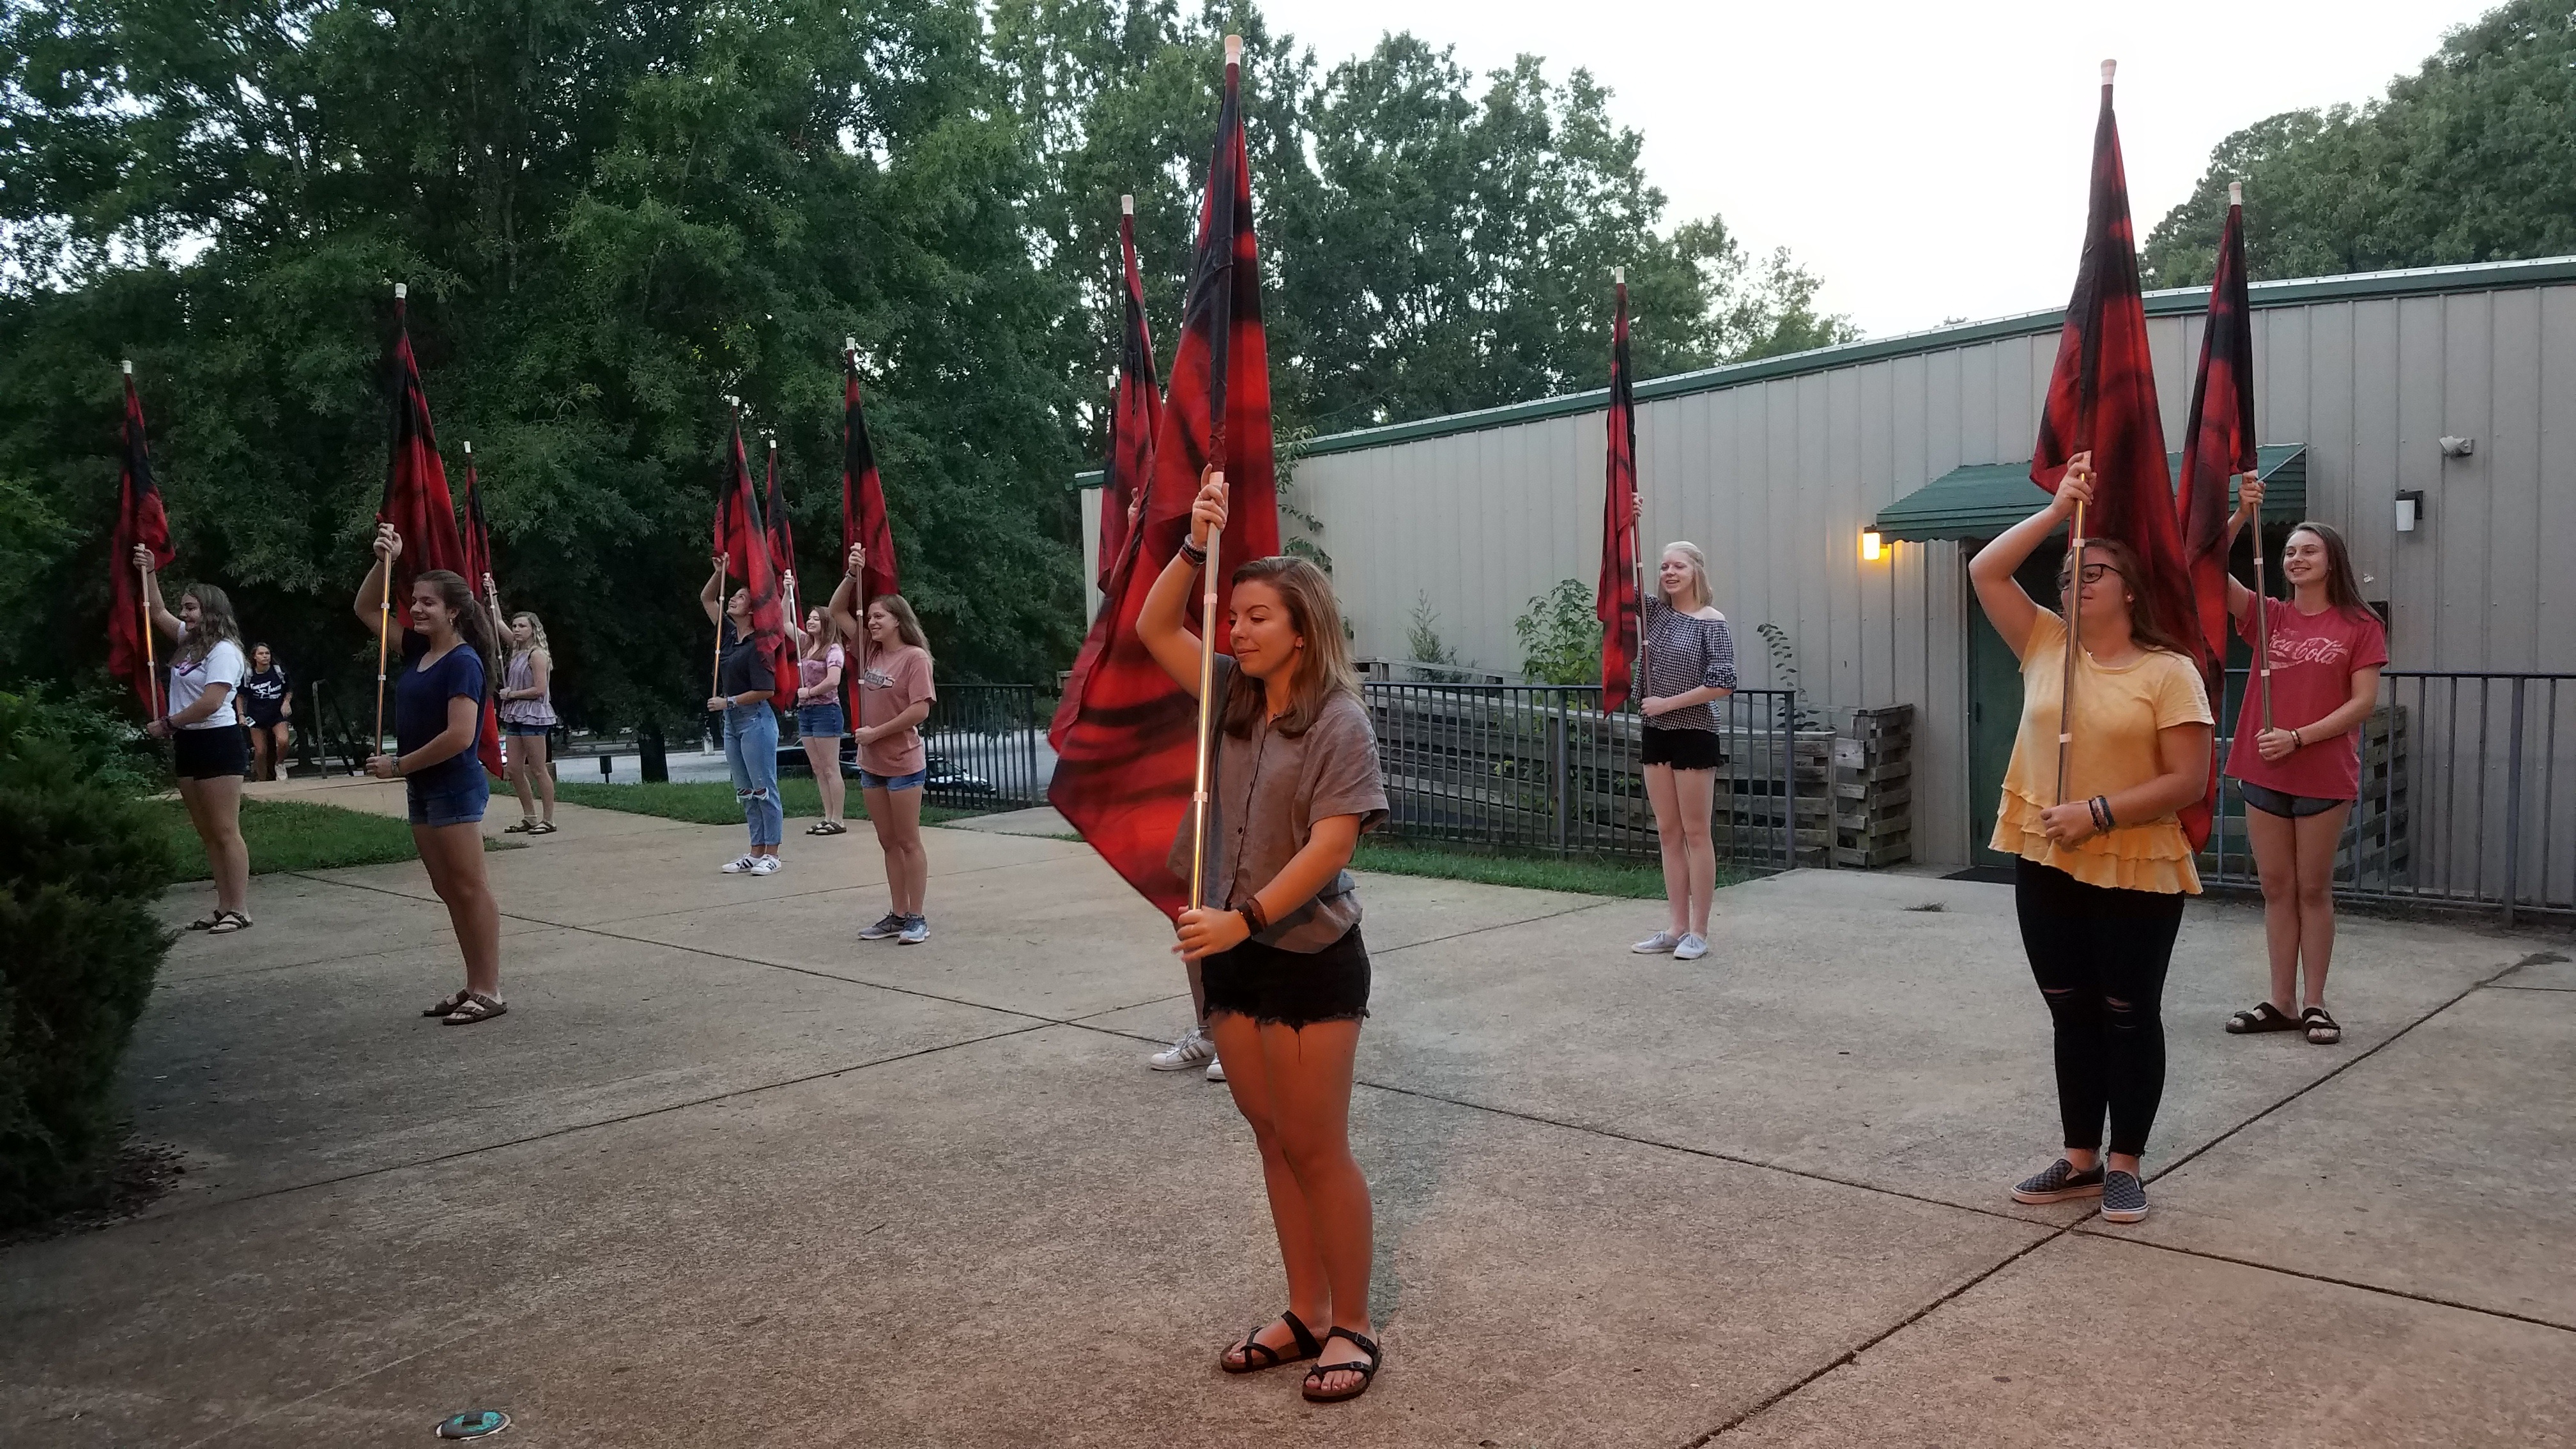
[
  {"xmin": 1873, "ymin": 445, "xmax": 2308, "ymax": 543},
  {"xmin": 1070, "ymin": 254, "xmax": 2576, "ymax": 489}
]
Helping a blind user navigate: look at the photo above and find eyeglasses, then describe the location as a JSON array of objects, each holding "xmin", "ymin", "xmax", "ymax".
[{"xmin": 2057, "ymin": 562, "xmax": 2125, "ymax": 590}]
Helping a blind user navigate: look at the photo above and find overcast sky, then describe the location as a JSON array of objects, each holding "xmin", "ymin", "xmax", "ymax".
[{"xmin": 1261, "ymin": 0, "xmax": 2500, "ymax": 337}]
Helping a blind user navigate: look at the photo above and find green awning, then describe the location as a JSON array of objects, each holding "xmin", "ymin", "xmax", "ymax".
[{"xmin": 1873, "ymin": 444, "xmax": 2306, "ymax": 542}]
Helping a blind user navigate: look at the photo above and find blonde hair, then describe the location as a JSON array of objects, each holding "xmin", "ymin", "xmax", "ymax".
[
  {"xmin": 509, "ymin": 610, "xmax": 551, "ymax": 663},
  {"xmin": 1659, "ymin": 541, "xmax": 1713, "ymax": 612},
  {"xmin": 174, "ymin": 582, "xmax": 243, "ymax": 667},
  {"xmin": 1220, "ymin": 556, "xmax": 1360, "ymax": 738}
]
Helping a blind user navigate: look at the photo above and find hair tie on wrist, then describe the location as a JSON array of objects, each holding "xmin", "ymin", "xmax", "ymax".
[
  {"xmin": 1178, "ymin": 537, "xmax": 1208, "ymax": 565},
  {"xmin": 1238, "ymin": 898, "xmax": 1269, "ymax": 936}
]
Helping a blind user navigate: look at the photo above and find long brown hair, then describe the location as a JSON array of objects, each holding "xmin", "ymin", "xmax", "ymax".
[
  {"xmin": 864, "ymin": 594, "xmax": 930, "ymax": 657},
  {"xmin": 799, "ymin": 607, "xmax": 841, "ymax": 659},
  {"xmin": 1220, "ymin": 556, "xmax": 1359, "ymax": 738},
  {"xmin": 173, "ymin": 582, "xmax": 242, "ymax": 667},
  {"xmin": 2285, "ymin": 520, "xmax": 2379, "ymax": 622},
  {"xmin": 414, "ymin": 569, "xmax": 498, "ymax": 680},
  {"xmin": 2073, "ymin": 539, "xmax": 2196, "ymax": 658}
]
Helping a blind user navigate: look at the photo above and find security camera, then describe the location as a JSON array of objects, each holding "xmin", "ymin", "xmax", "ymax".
[{"xmin": 2439, "ymin": 436, "xmax": 2475, "ymax": 458}]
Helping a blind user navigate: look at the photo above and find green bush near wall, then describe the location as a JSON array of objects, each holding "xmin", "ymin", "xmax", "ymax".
[{"xmin": 0, "ymin": 689, "xmax": 177, "ymax": 1227}]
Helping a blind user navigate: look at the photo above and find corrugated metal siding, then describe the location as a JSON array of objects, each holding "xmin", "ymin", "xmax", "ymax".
[{"xmin": 1287, "ymin": 278, "xmax": 2576, "ymax": 866}]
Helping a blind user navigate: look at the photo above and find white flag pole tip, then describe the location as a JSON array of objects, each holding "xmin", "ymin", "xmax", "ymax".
[
  {"xmin": 2228, "ymin": 181, "xmax": 2243, "ymax": 206},
  {"xmin": 843, "ymin": 337, "xmax": 857, "ymax": 354},
  {"xmin": 2100, "ymin": 59, "xmax": 2117, "ymax": 84},
  {"xmin": 394, "ymin": 282, "xmax": 407, "ymax": 300},
  {"xmin": 1121, "ymin": 194, "xmax": 1135, "ymax": 215},
  {"xmin": 463, "ymin": 440, "xmax": 472, "ymax": 456},
  {"xmin": 1612, "ymin": 266, "xmax": 1625, "ymax": 285},
  {"xmin": 121, "ymin": 359, "xmax": 133, "ymax": 375},
  {"xmin": 1225, "ymin": 33, "xmax": 1242, "ymax": 63}
]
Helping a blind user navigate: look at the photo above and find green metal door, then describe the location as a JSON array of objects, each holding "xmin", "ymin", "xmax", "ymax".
[{"xmin": 1966, "ymin": 545, "xmax": 2067, "ymax": 867}]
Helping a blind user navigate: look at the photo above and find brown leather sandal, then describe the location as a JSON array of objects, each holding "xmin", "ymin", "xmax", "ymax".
[
  {"xmin": 1301, "ymin": 1326, "xmax": 1383, "ymax": 1404},
  {"xmin": 1219, "ymin": 1310, "xmax": 1321, "ymax": 1375}
]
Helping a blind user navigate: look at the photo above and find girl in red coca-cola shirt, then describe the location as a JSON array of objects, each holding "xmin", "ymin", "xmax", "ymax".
[{"xmin": 2218, "ymin": 480, "xmax": 2387, "ymax": 1047}]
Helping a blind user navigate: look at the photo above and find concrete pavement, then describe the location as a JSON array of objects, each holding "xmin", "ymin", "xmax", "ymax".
[{"xmin": 5, "ymin": 788, "xmax": 2572, "ymax": 1446}]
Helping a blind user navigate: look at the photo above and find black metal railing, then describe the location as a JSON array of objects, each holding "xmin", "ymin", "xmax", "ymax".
[
  {"xmin": 2202, "ymin": 668, "xmax": 2576, "ymax": 922},
  {"xmin": 1359, "ymin": 682, "xmax": 1805, "ymax": 871},
  {"xmin": 919, "ymin": 684, "xmax": 1045, "ymax": 813}
]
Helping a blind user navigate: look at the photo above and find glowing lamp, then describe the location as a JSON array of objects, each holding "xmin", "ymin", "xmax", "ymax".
[{"xmin": 1860, "ymin": 529, "xmax": 1885, "ymax": 562}]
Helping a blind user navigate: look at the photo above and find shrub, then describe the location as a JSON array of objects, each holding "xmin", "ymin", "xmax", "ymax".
[
  {"xmin": 1514, "ymin": 578, "xmax": 1601, "ymax": 686},
  {"xmin": 0, "ymin": 689, "xmax": 178, "ymax": 1227}
]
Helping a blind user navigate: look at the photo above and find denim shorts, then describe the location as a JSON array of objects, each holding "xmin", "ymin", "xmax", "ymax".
[
  {"xmin": 2237, "ymin": 780, "xmax": 2348, "ymax": 818},
  {"xmin": 1202, "ymin": 926, "xmax": 1371, "ymax": 1028},
  {"xmin": 797, "ymin": 702, "xmax": 847, "ymax": 738},
  {"xmin": 408, "ymin": 772, "xmax": 491, "ymax": 827},
  {"xmin": 857, "ymin": 766, "xmax": 927, "ymax": 792},
  {"xmin": 501, "ymin": 721, "xmax": 551, "ymax": 738}
]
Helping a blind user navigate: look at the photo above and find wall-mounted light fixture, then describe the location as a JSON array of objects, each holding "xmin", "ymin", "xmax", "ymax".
[
  {"xmin": 1860, "ymin": 529, "xmax": 1886, "ymax": 562},
  {"xmin": 2396, "ymin": 490, "xmax": 2425, "ymax": 533},
  {"xmin": 2439, "ymin": 436, "xmax": 2475, "ymax": 459}
]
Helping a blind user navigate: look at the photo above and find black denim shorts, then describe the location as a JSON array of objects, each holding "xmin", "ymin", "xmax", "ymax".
[
  {"xmin": 2237, "ymin": 780, "xmax": 2349, "ymax": 818},
  {"xmin": 1202, "ymin": 926, "xmax": 1370, "ymax": 1029},
  {"xmin": 1641, "ymin": 726, "xmax": 1724, "ymax": 770}
]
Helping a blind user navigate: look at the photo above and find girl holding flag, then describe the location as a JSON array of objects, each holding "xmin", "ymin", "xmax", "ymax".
[
  {"xmin": 353, "ymin": 525, "xmax": 507, "ymax": 1023},
  {"xmin": 1625, "ymin": 499, "xmax": 1738, "ymax": 962},
  {"xmin": 1142, "ymin": 470, "xmax": 1391, "ymax": 1406},
  {"xmin": 787, "ymin": 605, "xmax": 851, "ymax": 836},
  {"xmin": 702, "ymin": 562, "xmax": 784, "ymax": 875},
  {"xmin": 133, "ymin": 549, "xmax": 252, "ymax": 932},
  {"xmin": 489, "ymin": 581, "xmax": 560, "ymax": 836},
  {"xmin": 2219, "ymin": 482, "xmax": 2386, "ymax": 1047},
  {"xmin": 1970, "ymin": 454, "xmax": 2212, "ymax": 1225},
  {"xmin": 829, "ymin": 545, "xmax": 935, "ymax": 942}
]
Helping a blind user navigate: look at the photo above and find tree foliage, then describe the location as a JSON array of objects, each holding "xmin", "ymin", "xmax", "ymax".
[
  {"xmin": 3, "ymin": 0, "xmax": 1854, "ymax": 721},
  {"xmin": 2143, "ymin": 1, "xmax": 2576, "ymax": 287}
]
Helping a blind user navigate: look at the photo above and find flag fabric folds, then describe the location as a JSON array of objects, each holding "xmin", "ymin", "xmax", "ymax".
[
  {"xmin": 1048, "ymin": 40, "xmax": 1282, "ymax": 921},
  {"xmin": 716, "ymin": 416, "xmax": 797, "ymax": 704},
  {"xmin": 2030, "ymin": 67, "xmax": 2211, "ymax": 848},
  {"xmin": 1597, "ymin": 276, "xmax": 1641, "ymax": 712},
  {"xmin": 455, "ymin": 447, "xmax": 505, "ymax": 776},
  {"xmin": 108, "ymin": 369, "xmax": 174, "ymax": 717},
  {"xmin": 1097, "ymin": 204, "xmax": 1165, "ymax": 591},
  {"xmin": 2177, "ymin": 192, "xmax": 2258, "ymax": 665},
  {"xmin": 380, "ymin": 295, "xmax": 502, "ymax": 776},
  {"xmin": 764, "ymin": 441, "xmax": 799, "ymax": 609},
  {"xmin": 841, "ymin": 360, "xmax": 899, "ymax": 606}
]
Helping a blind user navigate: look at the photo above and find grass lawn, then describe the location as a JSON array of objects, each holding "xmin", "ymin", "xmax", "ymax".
[
  {"xmin": 553, "ymin": 779, "xmax": 976, "ymax": 827},
  {"xmin": 1351, "ymin": 838, "xmax": 1744, "ymax": 900},
  {"xmin": 155, "ymin": 797, "xmax": 517, "ymax": 880}
]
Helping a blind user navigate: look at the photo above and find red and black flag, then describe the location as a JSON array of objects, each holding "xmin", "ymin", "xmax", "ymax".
[
  {"xmin": 763, "ymin": 439, "xmax": 799, "ymax": 607},
  {"xmin": 1098, "ymin": 197, "xmax": 1165, "ymax": 592},
  {"xmin": 2032, "ymin": 63, "xmax": 2209, "ymax": 847},
  {"xmin": 1049, "ymin": 35, "xmax": 1282, "ymax": 920},
  {"xmin": 108, "ymin": 364, "xmax": 174, "ymax": 717},
  {"xmin": 2178, "ymin": 184, "xmax": 2257, "ymax": 667},
  {"xmin": 1597, "ymin": 273, "xmax": 1641, "ymax": 712},
  {"xmin": 381, "ymin": 289, "xmax": 503, "ymax": 776},
  {"xmin": 840, "ymin": 349, "xmax": 899, "ymax": 605},
  {"xmin": 459, "ymin": 442, "xmax": 495, "ymax": 601},
  {"xmin": 716, "ymin": 412, "xmax": 796, "ymax": 703}
]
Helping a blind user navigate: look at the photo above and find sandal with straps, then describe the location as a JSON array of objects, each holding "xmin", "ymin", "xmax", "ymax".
[
  {"xmin": 424, "ymin": 990, "xmax": 474, "ymax": 1018},
  {"xmin": 528, "ymin": 820, "xmax": 558, "ymax": 835},
  {"xmin": 2226, "ymin": 1001, "xmax": 2301, "ymax": 1034},
  {"xmin": 1301, "ymin": 1326, "xmax": 1383, "ymax": 1404},
  {"xmin": 1218, "ymin": 1310, "xmax": 1321, "ymax": 1375},
  {"xmin": 443, "ymin": 991, "xmax": 507, "ymax": 1025},
  {"xmin": 2301, "ymin": 1005, "xmax": 2343, "ymax": 1045},
  {"xmin": 186, "ymin": 913, "xmax": 224, "ymax": 931},
  {"xmin": 204, "ymin": 910, "xmax": 253, "ymax": 935}
]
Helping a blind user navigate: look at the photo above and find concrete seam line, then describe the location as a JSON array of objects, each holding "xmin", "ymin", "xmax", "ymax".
[
  {"xmin": 2062, "ymin": 1228, "xmax": 2576, "ymax": 1337},
  {"xmin": 102, "ymin": 1021, "xmax": 1061, "ymax": 1236},
  {"xmin": 1681, "ymin": 1228, "xmax": 2070, "ymax": 1447},
  {"xmin": 1360, "ymin": 898, "xmax": 1635, "ymax": 960},
  {"xmin": 2142, "ymin": 953, "xmax": 2535, "ymax": 1188},
  {"xmin": 2487, "ymin": 983, "xmax": 2576, "ymax": 992},
  {"xmin": 172, "ymin": 1320, "xmax": 498, "ymax": 1449}
]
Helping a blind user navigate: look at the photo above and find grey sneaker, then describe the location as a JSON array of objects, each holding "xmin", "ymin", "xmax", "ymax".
[
  {"xmin": 1206, "ymin": 1055, "xmax": 1227, "ymax": 1083},
  {"xmin": 1151, "ymin": 1029, "xmax": 1215, "ymax": 1071},
  {"xmin": 898, "ymin": 914, "xmax": 929, "ymax": 945},
  {"xmin": 2011, "ymin": 1158, "xmax": 2107, "ymax": 1204},
  {"xmin": 857, "ymin": 912, "xmax": 905, "ymax": 940},
  {"xmin": 2100, "ymin": 1170, "xmax": 2149, "ymax": 1223},
  {"xmin": 1673, "ymin": 932, "xmax": 1709, "ymax": 961},
  {"xmin": 1632, "ymin": 930, "xmax": 1682, "ymax": 954}
]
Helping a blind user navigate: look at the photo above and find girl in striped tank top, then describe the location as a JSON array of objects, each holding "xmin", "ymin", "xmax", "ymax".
[{"xmin": 1629, "ymin": 516, "xmax": 1738, "ymax": 962}]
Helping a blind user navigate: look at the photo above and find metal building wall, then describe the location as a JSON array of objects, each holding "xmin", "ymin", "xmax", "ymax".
[{"xmin": 1285, "ymin": 269, "xmax": 2576, "ymax": 866}]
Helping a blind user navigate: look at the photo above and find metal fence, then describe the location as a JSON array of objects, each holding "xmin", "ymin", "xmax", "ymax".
[
  {"xmin": 2202, "ymin": 668, "xmax": 2576, "ymax": 922},
  {"xmin": 917, "ymin": 683, "xmax": 1046, "ymax": 813},
  {"xmin": 1359, "ymin": 682, "xmax": 1806, "ymax": 871}
]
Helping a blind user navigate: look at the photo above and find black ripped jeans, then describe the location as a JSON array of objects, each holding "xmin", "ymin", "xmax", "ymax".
[{"xmin": 2014, "ymin": 857, "xmax": 2188, "ymax": 1158}]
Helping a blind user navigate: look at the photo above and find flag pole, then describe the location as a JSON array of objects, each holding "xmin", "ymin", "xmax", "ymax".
[
  {"xmin": 1187, "ymin": 31, "xmax": 1243, "ymax": 917},
  {"xmin": 125, "ymin": 360, "xmax": 163, "ymax": 719},
  {"xmin": 1617, "ymin": 266, "xmax": 1646, "ymax": 705},
  {"xmin": 2055, "ymin": 59, "xmax": 2115, "ymax": 806},
  {"xmin": 372, "ymin": 284, "xmax": 405, "ymax": 751},
  {"xmin": 2228, "ymin": 182, "xmax": 2275, "ymax": 733}
]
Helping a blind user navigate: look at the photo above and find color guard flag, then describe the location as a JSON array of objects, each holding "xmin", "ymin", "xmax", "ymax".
[
  {"xmin": 763, "ymin": 439, "xmax": 799, "ymax": 607},
  {"xmin": 380, "ymin": 291, "xmax": 502, "ymax": 776},
  {"xmin": 2178, "ymin": 186, "xmax": 2258, "ymax": 666},
  {"xmin": 109, "ymin": 365, "xmax": 174, "ymax": 717},
  {"xmin": 1098, "ymin": 199, "xmax": 1165, "ymax": 592},
  {"xmin": 715, "ymin": 413, "xmax": 796, "ymax": 703},
  {"xmin": 455, "ymin": 445, "xmax": 505, "ymax": 776},
  {"xmin": 1049, "ymin": 36, "xmax": 1281, "ymax": 919},
  {"xmin": 1597, "ymin": 275, "xmax": 1641, "ymax": 712},
  {"xmin": 2031, "ymin": 63, "xmax": 2211, "ymax": 848},
  {"xmin": 840, "ymin": 353, "xmax": 899, "ymax": 605}
]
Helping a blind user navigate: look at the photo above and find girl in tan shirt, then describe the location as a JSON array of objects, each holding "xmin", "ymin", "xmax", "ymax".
[{"xmin": 1968, "ymin": 455, "xmax": 2213, "ymax": 1225}]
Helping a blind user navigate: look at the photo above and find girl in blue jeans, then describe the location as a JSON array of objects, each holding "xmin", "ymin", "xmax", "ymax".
[{"xmin": 701, "ymin": 559, "xmax": 783, "ymax": 875}]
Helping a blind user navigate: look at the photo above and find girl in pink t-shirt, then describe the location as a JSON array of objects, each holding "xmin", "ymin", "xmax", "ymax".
[
  {"xmin": 2219, "ymin": 484, "xmax": 2388, "ymax": 1048},
  {"xmin": 827, "ymin": 544, "xmax": 938, "ymax": 944}
]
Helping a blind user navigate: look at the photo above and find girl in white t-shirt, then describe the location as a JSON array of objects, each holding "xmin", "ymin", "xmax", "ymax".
[{"xmin": 134, "ymin": 547, "xmax": 253, "ymax": 933}]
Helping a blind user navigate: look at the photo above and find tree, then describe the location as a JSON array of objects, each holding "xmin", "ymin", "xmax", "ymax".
[{"xmin": 2143, "ymin": 0, "xmax": 2576, "ymax": 287}]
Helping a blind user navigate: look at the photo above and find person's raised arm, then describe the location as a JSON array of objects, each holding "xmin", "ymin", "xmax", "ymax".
[
  {"xmin": 1969, "ymin": 453, "xmax": 2090, "ymax": 663},
  {"xmin": 353, "ymin": 525, "xmax": 399, "ymax": 633},
  {"xmin": 827, "ymin": 546, "xmax": 866, "ymax": 642},
  {"xmin": 129, "ymin": 546, "xmax": 185, "ymax": 641},
  {"xmin": 2224, "ymin": 475, "xmax": 2265, "ymax": 621},
  {"xmin": 699, "ymin": 558, "xmax": 726, "ymax": 627},
  {"xmin": 1138, "ymin": 469, "xmax": 1225, "ymax": 694}
]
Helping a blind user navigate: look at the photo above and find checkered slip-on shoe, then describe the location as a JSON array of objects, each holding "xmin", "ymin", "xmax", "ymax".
[
  {"xmin": 2099, "ymin": 1170, "xmax": 2149, "ymax": 1223},
  {"xmin": 2010, "ymin": 1158, "xmax": 2107, "ymax": 1204}
]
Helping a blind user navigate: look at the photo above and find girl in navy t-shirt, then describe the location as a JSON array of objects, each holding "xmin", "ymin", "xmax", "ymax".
[{"xmin": 353, "ymin": 524, "xmax": 507, "ymax": 1025}]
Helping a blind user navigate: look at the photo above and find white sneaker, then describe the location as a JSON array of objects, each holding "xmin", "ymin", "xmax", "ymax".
[
  {"xmin": 721, "ymin": 855, "xmax": 758, "ymax": 874},
  {"xmin": 749, "ymin": 855, "xmax": 782, "ymax": 876},
  {"xmin": 1206, "ymin": 1056, "xmax": 1227, "ymax": 1083},
  {"xmin": 1150, "ymin": 1029, "xmax": 1215, "ymax": 1071},
  {"xmin": 897, "ymin": 914, "xmax": 928, "ymax": 944},
  {"xmin": 1673, "ymin": 932, "xmax": 1709, "ymax": 961},
  {"xmin": 1632, "ymin": 930, "xmax": 1682, "ymax": 954}
]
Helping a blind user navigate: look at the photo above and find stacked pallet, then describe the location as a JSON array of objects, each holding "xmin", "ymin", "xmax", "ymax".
[{"xmin": 1829, "ymin": 705, "xmax": 1913, "ymax": 868}]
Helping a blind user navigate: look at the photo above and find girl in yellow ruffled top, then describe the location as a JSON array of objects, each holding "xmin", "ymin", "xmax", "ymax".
[{"xmin": 1968, "ymin": 452, "xmax": 2213, "ymax": 1226}]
